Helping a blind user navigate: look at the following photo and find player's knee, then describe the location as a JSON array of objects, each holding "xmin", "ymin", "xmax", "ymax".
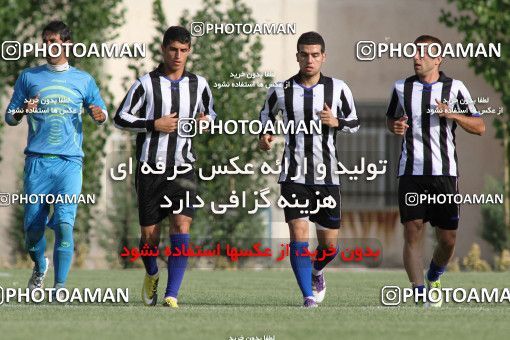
[
  {"xmin": 54, "ymin": 223, "xmax": 74, "ymax": 250},
  {"xmin": 171, "ymin": 224, "xmax": 190, "ymax": 234},
  {"xmin": 25, "ymin": 228, "xmax": 45, "ymax": 248},
  {"xmin": 403, "ymin": 222, "xmax": 424, "ymax": 244},
  {"xmin": 438, "ymin": 233, "xmax": 456, "ymax": 250}
]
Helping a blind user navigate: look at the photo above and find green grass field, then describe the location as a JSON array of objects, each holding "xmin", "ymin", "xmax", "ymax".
[{"xmin": 0, "ymin": 269, "xmax": 509, "ymax": 340}]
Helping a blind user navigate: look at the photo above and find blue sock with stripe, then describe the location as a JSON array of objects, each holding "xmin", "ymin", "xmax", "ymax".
[
  {"xmin": 427, "ymin": 260, "xmax": 446, "ymax": 282},
  {"xmin": 53, "ymin": 223, "xmax": 74, "ymax": 286},
  {"xmin": 25, "ymin": 228, "xmax": 47, "ymax": 274},
  {"xmin": 165, "ymin": 233, "xmax": 190, "ymax": 299},
  {"xmin": 313, "ymin": 245, "xmax": 339, "ymax": 274},
  {"xmin": 290, "ymin": 241, "xmax": 313, "ymax": 298},
  {"xmin": 139, "ymin": 239, "xmax": 158, "ymax": 276}
]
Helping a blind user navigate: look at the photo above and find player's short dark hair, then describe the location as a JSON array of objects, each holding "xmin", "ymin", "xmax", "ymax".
[
  {"xmin": 42, "ymin": 21, "xmax": 72, "ymax": 42},
  {"xmin": 414, "ymin": 35, "xmax": 443, "ymax": 50},
  {"xmin": 297, "ymin": 31, "xmax": 325, "ymax": 53},
  {"xmin": 163, "ymin": 26, "xmax": 191, "ymax": 47}
]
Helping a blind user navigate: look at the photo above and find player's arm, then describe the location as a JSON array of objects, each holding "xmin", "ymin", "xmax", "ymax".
[
  {"xmin": 386, "ymin": 87, "xmax": 408, "ymax": 136},
  {"xmin": 199, "ymin": 79, "xmax": 217, "ymax": 122},
  {"xmin": 334, "ymin": 82, "xmax": 359, "ymax": 133},
  {"xmin": 5, "ymin": 71, "xmax": 35, "ymax": 126},
  {"xmin": 85, "ymin": 76, "xmax": 108, "ymax": 125},
  {"xmin": 196, "ymin": 79, "xmax": 217, "ymax": 129},
  {"xmin": 258, "ymin": 86, "xmax": 279, "ymax": 151},
  {"xmin": 436, "ymin": 82, "xmax": 485, "ymax": 136}
]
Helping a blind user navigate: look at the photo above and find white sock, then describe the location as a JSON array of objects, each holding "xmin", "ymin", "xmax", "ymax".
[{"xmin": 312, "ymin": 268, "xmax": 323, "ymax": 276}]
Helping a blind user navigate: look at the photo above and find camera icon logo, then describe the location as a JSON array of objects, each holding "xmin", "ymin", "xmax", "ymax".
[
  {"xmin": 356, "ymin": 40, "xmax": 376, "ymax": 61},
  {"xmin": 0, "ymin": 193, "xmax": 11, "ymax": 206},
  {"xmin": 381, "ymin": 286, "xmax": 401, "ymax": 306},
  {"xmin": 178, "ymin": 118, "xmax": 197, "ymax": 138},
  {"xmin": 405, "ymin": 192, "xmax": 419, "ymax": 207},
  {"xmin": 2, "ymin": 41, "xmax": 21, "ymax": 61},
  {"xmin": 191, "ymin": 22, "xmax": 205, "ymax": 37}
]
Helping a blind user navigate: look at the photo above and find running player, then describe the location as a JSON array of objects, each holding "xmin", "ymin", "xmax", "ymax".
[
  {"xmin": 386, "ymin": 35, "xmax": 485, "ymax": 307},
  {"xmin": 114, "ymin": 26, "xmax": 216, "ymax": 308},
  {"xmin": 258, "ymin": 32, "xmax": 359, "ymax": 307},
  {"xmin": 4, "ymin": 21, "xmax": 108, "ymax": 292}
]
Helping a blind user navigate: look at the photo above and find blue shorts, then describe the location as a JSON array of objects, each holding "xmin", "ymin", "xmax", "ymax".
[{"xmin": 23, "ymin": 155, "xmax": 82, "ymax": 231}]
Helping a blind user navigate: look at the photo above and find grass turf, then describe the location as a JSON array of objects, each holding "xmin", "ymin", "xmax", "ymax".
[{"xmin": 0, "ymin": 269, "xmax": 509, "ymax": 340}]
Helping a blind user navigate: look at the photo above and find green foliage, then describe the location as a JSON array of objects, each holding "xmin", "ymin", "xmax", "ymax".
[
  {"xmin": 0, "ymin": 0, "xmax": 126, "ymax": 266},
  {"xmin": 111, "ymin": 0, "xmax": 277, "ymax": 264},
  {"xmin": 480, "ymin": 177, "xmax": 508, "ymax": 253},
  {"xmin": 180, "ymin": 0, "xmax": 276, "ymax": 248},
  {"xmin": 462, "ymin": 243, "xmax": 491, "ymax": 271}
]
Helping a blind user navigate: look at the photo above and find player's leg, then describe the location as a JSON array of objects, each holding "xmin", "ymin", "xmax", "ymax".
[
  {"xmin": 398, "ymin": 176, "xmax": 428, "ymax": 301},
  {"xmin": 140, "ymin": 224, "xmax": 161, "ymax": 275},
  {"xmin": 49, "ymin": 158, "xmax": 82, "ymax": 289},
  {"xmin": 163, "ymin": 214, "xmax": 192, "ymax": 308},
  {"xmin": 288, "ymin": 218, "xmax": 316, "ymax": 307},
  {"xmin": 312, "ymin": 227, "xmax": 339, "ymax": 303},
  {"xmin": 23, "ymin": 157, "xmax": 51, "ymax": 289},
  {"xmin": 140, "ymin": 224, "xmax": 161, "ymax": 306},
  {"xmin": 310, "ymin": 185, "xmax": 341, "ymax": 303},
  {"xmin": 428, "ymin": 228, "xmax": 456, "ymax": 278},
  {"xmin": 135, "ymin": 162, "xmax": 166, "ymax": 305},
  {"xmin": 425, "ymin": 176, "xmax": 459, "ymax": 307},
  {"xmin": 281, "ymin": 182, "xmax": 316, "ymax": 307},
  {"xmin": 403, "ymin": 219, "xmax": 426, "ymax": 291}
]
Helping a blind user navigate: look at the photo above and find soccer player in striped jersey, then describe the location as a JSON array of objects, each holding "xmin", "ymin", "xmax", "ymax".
[
  {"xmin": 386, "ymin": 35, "xmax": 485, "ymax": 307},
  {"xmin": 4, "ymin": 21, "xmax": 108, "ymax": 293},
  {"xmin": 259, "ymin": 32, "xmax": 359, "ymax": 307},
  {"xmin": 114, "ymin": 26, "xmax": 216, "ymax": 308}
]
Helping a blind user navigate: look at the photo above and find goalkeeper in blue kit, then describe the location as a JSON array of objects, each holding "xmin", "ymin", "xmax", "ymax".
[{"xmin": 4, "ymin": 21, "xmax": 108, "ymax": 292}]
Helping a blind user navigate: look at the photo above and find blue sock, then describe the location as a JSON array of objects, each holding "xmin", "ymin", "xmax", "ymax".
[
  {"xmin": 290, "ymin": 241, "xmax": 313, "ymax": 298},
  {"xmin": 53, "ymin": 223, "xmax": 74, "ymax": 286},
  {"xmin": 139, "ymin": 239, "xmax": 158, "ymax": 276},
  {"xmin": 414, "ymin": 284, "xmax": 425, "ymax": 294},
  {"xmin": 414, "ymin": 284, "xmax": 426, "ymax": 302},
  {"xmin": 25, "ymin": 228, "xmax": 47, "ymax": 274},
  {"xmin": 165, "ymin": 234, "xmax": 190, "ymax": 299},
  {"xmin": 313, "ymin": 245, "xmax": 339, "ymax": 272},
  {"xmin": 427, "ymin": 260, "xmax": 446, "ymax": 282}
]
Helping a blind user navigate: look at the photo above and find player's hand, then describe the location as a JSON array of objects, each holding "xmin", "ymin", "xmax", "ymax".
[
  {"xmin": 392, "ymin": 115, "xmax": 409, "ymax": 135},
  {"xmin": 155, "ymin": 112, "xmax": 178, "ymax": 133},
  {"xmin": 435, "ymin": 98, "xmax": 455, "ymax": 119},
  {"xmin": 317, "ymin": 103, "xmax": 339, "ymax": 128},
  {"xmin": 197, "ymin": 112, "xmax": 210, "ymax": 132},
  {"xmin": 23, "ymin": 94, "xmax": 39, "ymax": 114},
  {"xmin": 259, "ymin": 134, "xmax": 275, "ymax": 151},
  {"xmin": 89, "ymin": 105, "xmax": 106, "ymax": 123}
]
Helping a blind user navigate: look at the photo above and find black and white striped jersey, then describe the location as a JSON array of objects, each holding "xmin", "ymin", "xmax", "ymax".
[
  {"xmin": 259, "ymin": 73, "xmax": 360, "ymax": 186},
  {"xmin": 386, "ymin": 71, "xmax": 479, "ymax": 177},
  {"xmin": 114, "ymin": 64, "xmax": 216, "ymax": 167}
]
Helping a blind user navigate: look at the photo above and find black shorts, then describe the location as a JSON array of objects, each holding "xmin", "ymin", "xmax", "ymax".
[
  {"xmin": 398, "ymin": 175, "xmax": 459, "ymax": 230},
  {"xmin": 280, "ymin": 182, "xmax": 341, "ymax": 229},
  {"xmin": 135, "ymin": 162, "xmax": 197, "ymax": 226}
]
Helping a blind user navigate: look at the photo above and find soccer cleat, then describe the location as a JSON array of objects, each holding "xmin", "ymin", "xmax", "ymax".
[
  {"xmin": 312, "ymin": 272, "xmax": 326, "ymax": 303},
  {"xmin": 425, "ymin": 277, "xmax": 443, "ymax": 308},
  {"xmin": 52, "ymin": 284, "xmax": 68, "ymax": 303},
  {"xmin": 141, "ymin": 272, "xmax": 159, "ymax": 306},
  {"xmin": 303, "ymin": 297, "xmax": 318, "ymax": 308},
  {"xmin": 28, "ymin": 257, "xmax": 49, "ymax": 290},
  {"xmin": 162, "ymin": 296, "xmax": 179, "ymax": 308}
]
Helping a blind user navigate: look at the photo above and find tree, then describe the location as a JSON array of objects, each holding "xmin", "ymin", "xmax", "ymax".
[
  {"xmin": 179, "ymin": 0, "xmax": 277, "ymax": 254},
  {"xmin": 440, "ymin": 0, "xmax": 510, "ymax": 233},
  {"xmin": 0, "ymin": 0, "xmax": 125, "ymax": 266},
  {"xmin": 109, "ymin": 0, "xmax": 277, "ymax": 267}
]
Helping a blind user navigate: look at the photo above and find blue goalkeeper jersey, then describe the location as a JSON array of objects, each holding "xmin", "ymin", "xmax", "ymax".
[{"xmin": 5, "ymin": 64, "xmax": 107, "ymax": 162}]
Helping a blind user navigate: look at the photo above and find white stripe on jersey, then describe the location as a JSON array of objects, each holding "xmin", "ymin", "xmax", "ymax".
[{"xmin": 259, "ymin": 73, "xmax": 360, "ymax": 185}]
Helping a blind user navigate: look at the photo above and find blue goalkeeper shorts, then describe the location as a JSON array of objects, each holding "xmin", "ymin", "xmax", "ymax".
[{"xmin": 23, "ymin": 155, "xmax": 83, "ymax": 231}]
